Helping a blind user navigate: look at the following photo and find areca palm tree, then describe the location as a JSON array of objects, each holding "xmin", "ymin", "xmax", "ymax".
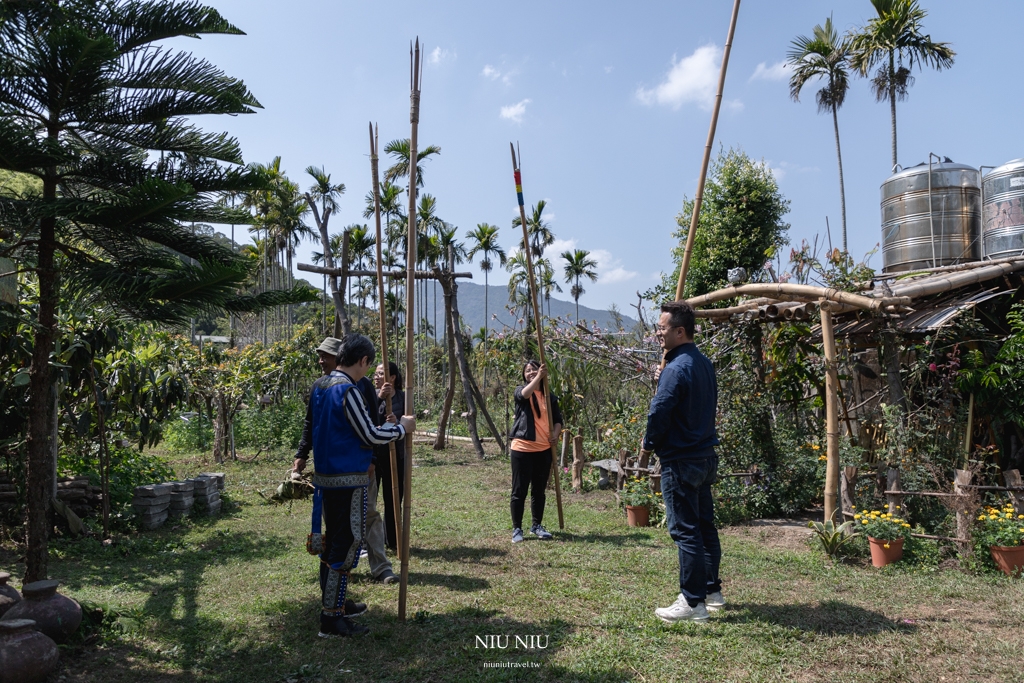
[
  {"xmin": 305, "ymin": 165, "xmax": 345, "ymax": 333},
  {"xmin": 561, "ymin": 249, "xmax": 598, "ymax": 320},
  {"xmin": 849, "ymin": 0, "xmax": 955, "ymax": 169},
  {"xmin": 346, "ymin": 225, "xmax": 376, "ymax": 326},
  {"xmin": 512, "ymin": 199, "xmax": 555, "ymax": 259},
  {"xmin": 538, "ymin": 258, "xmax": 561, "ymax": 319},
  {"xmin": 788, "ymin": 17, "xmax": 852, "ymax": 252},
  {"xmin": 466, "ymin": 223, "xmax": 506, "ymax": 360},
  {"xmin": 384, "ymin": 139, "xmax": 441, "ymax": 188}
]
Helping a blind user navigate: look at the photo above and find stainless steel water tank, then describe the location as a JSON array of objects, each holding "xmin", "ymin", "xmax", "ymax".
[
  {"xmin": 982, "ymin": 158, "xmax": 1024, "ymax": 260},
  {"xmin": 880, "ymin": 160, "xmax": 980, "ymax": 273}
]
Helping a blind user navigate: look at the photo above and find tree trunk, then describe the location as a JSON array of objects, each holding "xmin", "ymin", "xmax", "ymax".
[
  {"xmin": 467, "ymin": 366, "xmax": 506, "ymax": 454},
  {"xmin": 889, "ymin": 51, "xmax": 898, "ymax": 171},
  {"xmin": 434, "ymin": 284, "xmax": 457, "ymax": 450},
  {"xmin": 880, "ymin": 325, "xmax": 908, "ymax": 413},
  {"xmin": 483, "ymin": 270, "xmax": 489, "ymax": 390},
  {"xmin": 832, "ymin": 103, "xmax": 848, "ymax": 253},
  {"xmin": 213, "ymin": 390, "xmax": 228, "ymax": 463},
  {"xmin": 448, "ymin": 270, "xmax": 485, "ymax": 458},
  {"xmin": 25, "ymin": 180, "xmax": 58, "ymax": 582}
]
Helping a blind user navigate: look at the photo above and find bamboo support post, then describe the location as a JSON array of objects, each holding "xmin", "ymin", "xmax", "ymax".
[
  {"xmin": 886, "ymin": 468, "xmax": 903, "ymax": 515},
  {"xmin": 954, "ymin": 469, "xmax": 973, "ymax": 556},
  {"xmin": 821, "ymin": 301, "xmax": 840, "ymax": 523},
  {"xmin": 1004, "ymin": 469, "xmax": 1024, "ymax": 515},
  {"xmin": 840, "ymin": 466, "xmax": 857, "ymax": 526},
  {"xmin": 370, "ymin": 123, "xmax": 403, "ymax": 562},
  {"xmin": 687, "ymin": 283, "xmax": 907, "ymax": 313},
  {"xmin": 616, "ymin": 448, "xmax": 628, "ymax": 492},
  {"xmin": 510, "ymin": 143, "xmax": 564, "ymax": 529},
  {"xmin": 571, "ymin": 435, "xmax": 584, "ymax": 492},
  {"xmin": 560, "ymin": 432, "xmax": 570, "ymax": 468},
  {"xmin": 398, "ymin": 38, "xmax": 422, "ymax": 622}
]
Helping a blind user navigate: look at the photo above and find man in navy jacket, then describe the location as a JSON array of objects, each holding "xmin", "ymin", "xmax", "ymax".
[{"xmin": 641, "ymin": 301, "xmax": 724, "ymax": 623}]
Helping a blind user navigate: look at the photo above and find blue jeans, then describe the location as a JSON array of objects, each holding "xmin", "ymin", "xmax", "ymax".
[{"xmin": 660, "ymin": 455, "xmax": 722, "ymax": 607}]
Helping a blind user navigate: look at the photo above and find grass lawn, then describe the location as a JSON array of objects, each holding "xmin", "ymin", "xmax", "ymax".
[{"xmin": 7, "ymin": 442, "xmax": 1024, "ymax": 683}]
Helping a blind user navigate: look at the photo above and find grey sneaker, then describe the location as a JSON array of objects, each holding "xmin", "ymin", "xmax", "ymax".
[
  {"xmin": 375, "ymin": 569, "xmax": 399, "ymax": 585},
  {"xmin": 512, "ymin": 528, "xmax": 524, "ymax": 544},
  {"xmin": 705, "ymin": 591, "xmax": 725, "ymax": 612},
  {"xmin": 654, "ymin": 594, "xmax": 709, "ymax": 623},
  {"xmin": 530, "ymin": 524, "xmax": 553, "ymax": 540}
]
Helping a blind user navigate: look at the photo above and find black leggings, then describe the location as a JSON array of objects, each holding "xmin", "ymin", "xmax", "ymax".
[{"xmin": 510, "ymin": 449, "xmax": 551, "ymax": 529}]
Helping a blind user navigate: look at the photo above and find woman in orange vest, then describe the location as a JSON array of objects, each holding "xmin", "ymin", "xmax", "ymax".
[{"xmin": 508, "ymin": 360, "xmax": 562, "ymax": 543}]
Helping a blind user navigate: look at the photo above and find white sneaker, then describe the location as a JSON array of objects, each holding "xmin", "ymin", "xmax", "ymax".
[
  {"xmin": 654, "ymin": 594, "xmax": 709, "ymax": 623},
  {"xmin": 705, "ymin": 591, "xmax": 725, "ymax": 612}
]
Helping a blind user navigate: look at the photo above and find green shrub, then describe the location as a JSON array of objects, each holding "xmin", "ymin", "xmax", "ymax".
[
  {"xmin": 162, "ymin": 413, "xmax": 213, "ymax": 453},
  {"xmin": 232, "ymin": 397, "xmax": 306, "ymax": 452}
]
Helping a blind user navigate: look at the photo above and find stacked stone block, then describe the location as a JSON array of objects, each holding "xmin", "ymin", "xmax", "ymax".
[
  {"xmin": 168, "ymin": 480, "xmax": 195, "ymax": 518},
  {"xmin": 192, "ymin": 475, "xmax": 221, "ymax": 515},
  {"xmin": 131, "ymin": 483, "xmax": 172, "ymax": 529}
]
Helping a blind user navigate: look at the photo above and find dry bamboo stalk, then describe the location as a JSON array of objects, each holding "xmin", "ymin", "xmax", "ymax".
[
  {"xmin": 887, "ymin": 260, "xmax": 1024, "ymax": 299},
  {"xmin": 870, "ymin": 254, "xmax": 1024, "ymax": 284},
  {"xmin": 399, "ymin": 38, "xmax": 422, "ymax": 622},
  {"xmin": 675, "ymin": 0, "xmax": 743, "ymax": 298},
  {"xmin": 687, "ymin": 282, "xmax": 906, "ymax": 312},
  {"xmin": 693, "ymin": 298, "xmax": 777, "ymax": 318},
  {"xmin": 370, "ymin": 123, "xmax": 403, "ymax": 562},
  {"xmin": 821, "ymin": 300, "xmax": 840, "ymax": 523},
  {"xmin": 510, "ymin": 143, "xmax": 564, "ymax": 529}
]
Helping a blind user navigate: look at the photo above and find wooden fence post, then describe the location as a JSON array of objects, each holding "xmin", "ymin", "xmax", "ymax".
[
  {"xmin": 571, "ymin": 435, "xmax": 584, "ymax": 492},
  {"xmin": 886, "ymin": 468, "xmax": 903, "ymax": 515},
  {"xmin": 1004, "ymin": 469, "xmax": 1024, "ymax": 515},
  {"xmin": 954, "ymin": 469, "xmax": 973, "ymax": 553},
  {"xmin": 841, "ymin": 466, "xmax": 858, "ymax": 523},
  {"xmin": 560, "ymin": 433, "xmax": 570, "ymax": 468},
  {"xmin": 617, "ymin": 448, "xmax": 628, "ymax": 491}
]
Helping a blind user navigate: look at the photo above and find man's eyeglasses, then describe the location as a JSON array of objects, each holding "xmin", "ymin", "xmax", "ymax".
[{"xmin": 655, "ymin": 325, "xmax": 682, "ymax": 333}]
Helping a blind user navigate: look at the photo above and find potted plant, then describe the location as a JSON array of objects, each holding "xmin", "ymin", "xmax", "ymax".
[
  {"xmin": 854, "ymin": 508, "xmax": 911, "ymax": 567},
  {"xmin": 621, "ymin": 477, "xmax": 657, "ymax": 527},
  {"xmin": 976, "ymin": 504, "xmax": 1024, "ymax": 577}
]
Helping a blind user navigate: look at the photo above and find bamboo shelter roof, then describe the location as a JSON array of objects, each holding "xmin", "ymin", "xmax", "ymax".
[{"xmin": 690, "ymin": 255, "xmax": 1024, "ymax": 337}]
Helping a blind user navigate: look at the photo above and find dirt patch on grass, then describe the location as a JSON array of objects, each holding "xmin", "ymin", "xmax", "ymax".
[{"xmin": 721, "ymin": 517, "xmax": 815, "ymax": 552}]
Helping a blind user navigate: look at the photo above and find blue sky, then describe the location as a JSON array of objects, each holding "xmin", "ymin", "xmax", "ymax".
[{"xmin": 179, "ymin": 0, "xmax": 1024, "ymax": 313}]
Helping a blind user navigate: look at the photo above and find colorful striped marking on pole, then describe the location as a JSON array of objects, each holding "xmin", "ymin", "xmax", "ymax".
[{"xmin": 514, "ymin": 171, "xmax": 524, "ymax": 207}]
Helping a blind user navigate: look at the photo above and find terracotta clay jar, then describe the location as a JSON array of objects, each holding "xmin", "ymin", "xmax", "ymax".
[
  {"xmin": 0, "ymin": 618, "xmax": 60, "ymax": 683},
  {"xmin": 0, "ymin": 572, "xmax": 20, "ymax": 617},
  {"xmin": 0, "ymin": 579, "xmax": 81, "ymax": 644}
]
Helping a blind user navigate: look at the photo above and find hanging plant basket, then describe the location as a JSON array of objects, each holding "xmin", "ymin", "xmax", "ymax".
[
  {"xmin": 990, "ymin": 545, "xmax": 1024, "ymax": 577},
  {"xmin": 625, "ymin": 505, "xmax": 650, "ymax": 527},
  {"xmin": 867, "ymin": 536, "xmax": 903, "ymax": 567}
]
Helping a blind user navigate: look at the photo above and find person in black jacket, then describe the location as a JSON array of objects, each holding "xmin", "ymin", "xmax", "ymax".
[{"xmin": 508, "ymin": 360, "xmax": 562, "ymax": 543}]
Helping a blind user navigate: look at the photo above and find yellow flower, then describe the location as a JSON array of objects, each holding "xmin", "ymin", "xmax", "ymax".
[
  {"xmin": 862, "ymin": 520, "xmax": 868, "ymax": 525},
  {"xmin": 903, "ymin": 523, "xmax": 911, "ymax": 528},
  {"xmin": 990, "ymin": 515, "xmax": 998, "ymax": 520},
  {"xmin": 854, "ymin": 514, "xmax": 861, "ymax": 520},
  {"xmin": 862, "ymin": 510, "xmax": 869, "ymax": 515},
  {"xmin": 883, "ymin": 543, "xmax": 891, "ymax": 549},
  {"xmin": 818, "ymin": 455, "xmax": 827, "ymax": 461},
  {"xmin": 1018, "ymin": 515, "xmax": 1024, "ymax": 519},
  {"xmin": 895, "ymin": 505, "xmax": 901, "ymax": 509},
  {"xmin": 979, "ymin": 515, "xmax": 987, "ymax": 521},
  {"xmin": 812, "ymin": 444, "xmax": 821, "ymax": 451}
]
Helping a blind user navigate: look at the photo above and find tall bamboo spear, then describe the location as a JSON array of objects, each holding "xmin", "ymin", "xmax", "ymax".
[
  {"xmin": 370, "ymin": 122, "xmax": 403, "ymax": 561},
  {"xmin": 674, "ymin": 0, "xmax": 742, "ymax": 301},
  {"xmin": 510, "ymin": 143, "xmax": 565, "ymax": 530},
  {"xmin": 399, "ymin": 38, "xmax": 422, "ymax": 622}
]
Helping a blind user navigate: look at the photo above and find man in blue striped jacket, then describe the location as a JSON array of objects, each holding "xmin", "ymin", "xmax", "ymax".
[{"xmin": 300, "ymin": 334, "xmax": 414, "ymax": 638}]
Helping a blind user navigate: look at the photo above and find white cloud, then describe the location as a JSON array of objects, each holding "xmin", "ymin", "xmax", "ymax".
[
  {"xmin": 428, "ymin": 46, "xmax": 455, "ymax": 65},
  {"xmin": 765, "ymin": 160, "xmax": 821, "ymax": 181},
  {"xmin": 500, "ymin": 99, "xmax": 531, "ymax": 124},
  {"xmin": 604, "ymin": 66, "xmax": 613, "ymax": 74},
  {"xmin": 481, "ymin": 64, "xmax": 517, "ymax": 85},
  {"xmin": 750, "ymin": 60, "xmax": 790, "ymax": 82},
  {"xmin": 546, "ymin": 239, "xmax": 637, "ymax": 285},
  {"xmin": 636, "ymin": 44, "xmax": 741, "ymax": 111}
]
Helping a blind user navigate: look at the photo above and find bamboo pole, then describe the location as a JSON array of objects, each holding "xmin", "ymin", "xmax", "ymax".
[
  {"xmin": 370, "ymin": 123, "xmax": 403, "ymax": 562},
  {"xmin": 887, "ymin": 260, "xmax": 1024, "ymax": 299},
  {"xmin": 687, "ymin": 282, "xmax": 907, "ymax": 312},
  {"xmin": 510, "ymin": 143, "xmax": 565, "ymax": 530},
  {"xmin": 821, "ymin": 301, "xmax": 840, "ymax": 523},
  {"xmin": 399, "ymin": 38, "xmax": 422, "ymax": 622},
  {"xmin": 675, "ymin": 0, "xmax": 742, "ymax": 299}
]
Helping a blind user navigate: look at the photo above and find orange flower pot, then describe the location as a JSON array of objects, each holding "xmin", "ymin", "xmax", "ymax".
[
  {"xmin": 868, "ymin": 536, "xmax": 904, "ymax": 567},
  {"xmin": 990, "ymin": 545, "xmax": 1024, "ymax": 577},
  {"xmin": 625, "ymin": 505, "xmax": 650, "ymax": 527}
]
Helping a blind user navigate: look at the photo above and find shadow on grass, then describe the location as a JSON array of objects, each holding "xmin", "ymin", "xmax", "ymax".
[
  {"xmin": 725, "ymin": 599, "xmax": 915, "ymax": 636},
  {"xmin": 411, "ymin": 545, "xmax": 508, "ymax": 562},
  {"xmin": 404, "ymin": 571, "xmax": 491, "ymax": 591},
  {"xmin": 556, "ymin": 531, "xmax": 661, "ymax": 547}
]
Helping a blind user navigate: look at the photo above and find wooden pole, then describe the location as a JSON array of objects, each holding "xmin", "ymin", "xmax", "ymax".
[
  {"xmin": 821, "ymin": 301, "xmax": 840, "ymax": 523},
  {"xmin": 510, "ymin": 143, "xmax": 564, "ymax": 530},
  {"xmin": 675, "ymin": 0, "xmax": 742, "ymax": 300},
  {"xmin": 398, "ymin": 38, "xmax": 421, "ymax": 622},
  {"xmin": 370, "ymin": 123, "xmax": 403, "ymax": 562}
]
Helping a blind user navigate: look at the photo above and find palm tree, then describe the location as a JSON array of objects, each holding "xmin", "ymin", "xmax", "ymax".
[
  {"xmin": 384, "ymin": 139, "xmax": 442, "ymax": 188},
  {"xmin": 465, "ymin": 223, "xmax": 506, "ymax": 358},
  {"xmin": 305, "ymin": 165, "xmax": 345, "ymax": 333},
  {"xmin": 538, "ymin": 258, "xmax": 561, "ymax": 319},
  {"xmin": 788, "ymin": 17, "xmax": 852, "ymax": 252},
  {"xmin": 849, "ymin": 0, "xmax": 955, "ymax": 169},
  {"xmin": 512, "ymin": 199, "xmax": 555, "ymax": 259},
  {"xmin": 346, "ymin": 225, "xmax": 376, "ymax": 325},
  {"xmin": 561, "ymin": 249, "xmax": 598, "ymax": 320}
]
